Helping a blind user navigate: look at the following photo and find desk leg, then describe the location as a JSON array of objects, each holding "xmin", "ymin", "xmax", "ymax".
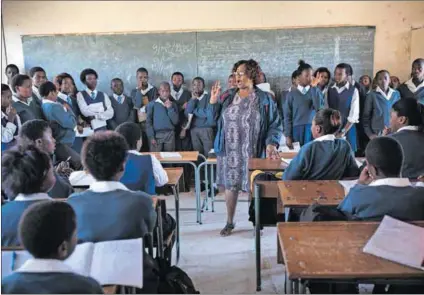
[
  {"xmin": 286, "ymin": 277, "xmax": 293, "ymax": 294},
  {"xmin": 284, "ymin": 207, "xmax": 290, "ymax": 222},
  {"xmin": 211, "ymin": 163, "xmax": 215, "ymax": 212},
  {"xmin": 204, "ymin": 162, "xmax": 209, "ymax": 211},
  {"xmin": 193, "ymin": 162, "xmax": 202, "ymax": 224},
  {"xmin": 299, "ymin": 280, "xmax": 306, "ymax": 294},
  {"xmin": 172, "ymin": 184, "xmax": 180, "ymax": 265},
  {"xmin": 157, "ymin": 202, "xmax": 164, "ymax": 258},
  {"xmin": 254, "ymin": 183, "xmax": 261, "ymax": 292},
  {"xmin": 294, "ymin": 279, "xmax": 300, "ymax": 294}
]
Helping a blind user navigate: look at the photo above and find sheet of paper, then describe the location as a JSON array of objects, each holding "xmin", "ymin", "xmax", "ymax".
[
  {"xmin": 279, "ymin": 142, "xmax": 300, "ymax": 153},
  {"xmin": 75, "ymin": 127, "xmax": 94, "ymax": 138},
  {"xmin": 363, "ymin": 215, "xmax": 424, "ymax": 270},
  {"xmin": 69, "ymin": 171, "xmax": 95, "ymax": 187},
  {"xmin": 160, "ymin": 152, "xmax": 182, "ymax": 159},
  {"xmin": 1, "ymin": 251, "xmax": 32, "ymax": 279},
  {"xmin": 65, "ymin": 242, "xmax": 95, "ymax": 277},
  {"xmin": 355, "ymin": 158, "xmax": 365, "ymax": 168},
  {"xmin": 90, "ymin": 238, "xmax": 143, "ymax": 288},
  {"xmin": 281, "ymin": 158, "xmax": 292, "ymax": 165},
  {"xmin": 339, "ymin": 179, "xmax": 358, "ymax": 195},
  {"xmin": 90, "ymin": 118, "xmax": 106, "ymax": 130},
  {"xmin": 414, "ymin": 182, "xmax": 424, "ymax": 188}
]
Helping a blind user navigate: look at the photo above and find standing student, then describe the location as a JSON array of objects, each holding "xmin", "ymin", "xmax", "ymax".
[
  {"xmin": 1, "ymin": 145, "xmax": 56, "ymax": 246},
  {"xmin": 227, "ymin": 74, "xmax": 237, "ymax": 90},
  {"xmin": 256, "ymin": 71, "xmax": 275, "ymax": 99},
  {"xmin": 359, "ymin": 75, "xmax": 373, "ymax": 93},
  {"xmin": 107, "ymin": 78, "xmax": 136, "ymax": 130},
  {"xmin": 28, "ymin": 67, "xmax": 46, "ymax": 120},
  {"xmin": 313, "ymin": 67, "xmax": 331, "ymax": 98},
  {"xmin": 2, "ymin": 84, "xmax": 21, "ymax": 151},
  {"xmin": 146, "ymin": 82, "xmax": 179, "ymax": 152},
  {"xmin": 1, "ymin": 201, "xmax": 103, "ymax": 294},
  {"xmin": 390, "ymin": 76, "xmax": 400, "ymax": 89},
  {"xmin": 327, "ymin": 63, "xmax": 360, "ymax": 152},
  {"xmin": 284, "ymin": 60, "xmax": 324, "ymax": 148},
  {"xmin": 5, "ymin": 64, "xmax": 19, "ymax": 87},
  {"xmin": 76, "ymin": 68, "xmax": 114, "ymax": 131},
  {"xmin": 362, "ymin": 70, "xmax": 401, "ymax": 140},
  {"xmin": 279, "ymin": 70, "xmax": 300, "ymax": 133},
  {"xmin": 398, "ymin": 58, "xmax": 424, "ymax": 104}
]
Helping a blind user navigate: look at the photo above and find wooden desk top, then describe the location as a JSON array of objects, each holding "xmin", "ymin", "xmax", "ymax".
[
  {"xmin": 206, "ymin": 158, "xmax": 217, "ymax": 164},
  {"xmin": 278, "ymin": 221, "xmax": 424, "ymax": 280},
  {"xmin": 248, "ymin": 158, "xmax": 288, "ymax": 171},
  {"xmin": 278, "ymin": 181, "xmax": 346, "ymax": 207},
  {"xmin": 103, "ymin": 286, "xmax": 119, "ymax": 294},
  {"xmin": 164, "ymin": 167, "xmax": 184, "ymax": 186},
  {"xmin": 147, "ymin": 151, "xmax": 199, "ymax": 162},
  {"xmin": 279, "ymin": 152, "xmax": 298, "ymax": 159}
]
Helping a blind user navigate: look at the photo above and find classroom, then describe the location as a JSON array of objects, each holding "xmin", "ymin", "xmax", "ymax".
[{"xmin": 1, "ymin": 1, "xmax": 424, "ymax": 294}]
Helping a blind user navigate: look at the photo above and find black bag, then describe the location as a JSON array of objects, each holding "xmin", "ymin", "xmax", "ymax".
[{"xmin": 299, "ymin": 203, "xmax": 351, "ymax": 222}]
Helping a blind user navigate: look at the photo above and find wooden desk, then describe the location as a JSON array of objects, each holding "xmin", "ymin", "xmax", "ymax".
[
  {"xmin": 248, "ymin": 158, "xmax": 288, "ymax": 171},
  {"xmin": 148, "ymin": 151, "xmax": 199, "ymax": 162},
  {"xmin": 279, "ymin": 152, "xmax": 298, "ymax": 159},
  {"xmin": 164, "ymin": 167, "xmax": 184, "ymax": 186},
  {"xmin": 278, "ymin": 221, "xmax": 424, "ymax": 293}
]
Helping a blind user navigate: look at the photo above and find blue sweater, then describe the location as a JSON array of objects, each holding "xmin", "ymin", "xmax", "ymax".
[
  {"xmin": 145, "ymin": 100, "xmax": 179, "ymax": 138},
  {"xmin": 284, "ymin": 87, "xmax": 323, "ymax": 137},
  {"xmin": 120, "ymin": 153, "xmax": 155, "ymax": 194},
  {"xmin": 185, "ymin": 93, "xmax": 216, "ymax": 128},
  {"xmin": 67, "ymin": 190, "xmax": 156, "ymax": 243},
  {"xmin": 42, "ymin": 101, "xmax": 77, "ymax": 145},
  {"xmin": 283, "ymin": 138, "xmax": 360, "ymax": 180},
  {"xmin": 338, "ymin": 185, "xmax": 424, "ymax": 221},
  {"xmin": 2, "ymin": 272, "xmax": 103, "ymax": 294}
]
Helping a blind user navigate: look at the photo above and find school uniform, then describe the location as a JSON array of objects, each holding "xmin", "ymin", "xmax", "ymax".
[
  {"xmin": 67, "ymin": 181, "xmax": 156, "ymax": 243},
  {"xmin": 282, "ymin": 134, "xmax": 360, "ymax": 180},
  {"xmin": 131, "ymin": 84, "xmax": 159, "ymax": 110},
  {"xmin": 30, "ymin": 86, "xmax": 45, "ymax": 120},
  {"xmin": 49, "ymin": 171, "xmax": 74, "ymax": 199},
  {"xmin": 1, "ymin": 111, "xmax": 21, "ymax": 151},
  {"xmin": 327, "ymin": 82, "xmax": 360, "ymax": 152},
  {"xmin": 390, "ymin": 126, "xmax": 424, "ymax": 178},
  {"xmin": 11, "ymin": 95, "xmax": 43, "ymax": 124},
  {"xmin": 338, "ymin": 178, "xmax": 424, "ymax": 221},
  {"xmin": 171, "ymin": 87, "xmax": 192, "ymax": 151},
  {"xmin": 362, "ymin": 87, "xmax": 401, "ymax": 138},
  {"xmin": 1, "ymin": 193, "xmax": 52, "ymax": 247},
  {"xmin": 76, "ymin": 89, "xmax": 114, "ymax": 131},
  {"xmin": 107, "ymin": 93, "xmax": 136, "ymax": 130},
  {"xmin": 284, "ymin": 85, "xmax": 323, "ymax": 146},
  {"xmin": 398, "ymin": 78, "xmax": 424, "ymax": 104},
  {"xmin": 146, "ymin": 98, "xmax": 179, "ymax": 152},
  {"xmin": 42, "ymin": 99, "xmax": 76, "ymax": 146},
  {"xmin": 120, "ymin": 150, "xmax": 168, "ymax": 194},
  {"xmin": 1, "ymin": 259, "xmax": 103, "ymax": 294}
]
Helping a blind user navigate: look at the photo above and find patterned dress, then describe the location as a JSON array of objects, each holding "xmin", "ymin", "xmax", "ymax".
[{"xmin": 217, "ymin": 92, "xmax": 261, "ymax": 192}]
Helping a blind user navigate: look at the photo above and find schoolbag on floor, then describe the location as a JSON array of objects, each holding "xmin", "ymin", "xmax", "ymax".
[{"xmin": 299, "ymin": 203, "xmax": 350, "ymax": 222}]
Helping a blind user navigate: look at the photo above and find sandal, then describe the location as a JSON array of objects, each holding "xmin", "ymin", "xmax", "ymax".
[{"xmin": 220, "ymin": 223, "xmax": 235, "ymax": 237}]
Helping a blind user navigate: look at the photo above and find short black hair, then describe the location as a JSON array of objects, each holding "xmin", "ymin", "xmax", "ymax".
[
  {"xmin": 11, "ymin": 74, "xmax": 31, "ymax": 92},
  {"xmin": 314, "ymin": 108, "xmax": 342, "ymax": 135},
  {"xmin": 29, "ymin": 67, "xmax": 46, "ymax": 78},
  {"xmin": 19, "ymin": 201, "xmax": 76, "ymax": 259},
  {"xmin": 116, "ymin": 122, "xmax": 142, "ymax": 150},
  {"xmin": 192, "ymin": 76, "xmax": 205, "ymax": 86},
  {"xmin": 5, "ymin": 64, "xmax": 19, "ymax": 74},
  {"xmin": 55, "ymin": 72, "xmax": 74, "ymax": 86},
  {"xmin": 335, "ymin": 63, "xmax": 352, "ymax": 76},
  {"xmin": 80, "ymin": 68, "xmax": 98, "ymax": 84},
  {"xmin": 159, "ymin": 81, "xmax": 171, "ymax": 90},
  {"xmin": 171, "ymin": 72, "xmax": 184, "ymax": 81},
  {"xmin": 1, "ymin": 83, "xmax": 10, "ymax": 92},
  {"xmin": 19, "ymin": 119, "xmax": 51, "ymax": 142},
  {"xmin": 136, "ymin": 67, "xmax": 148, "ymax": 75},
  {"xmin": 291, "ymin": 70, "xmax": 300, "ymax": 80},
  {"xmin": 81, "ymin": 131, "xmax": 129, "ymax": 181},
  {"xmin": 392, "ymin": 98, "xmax": 424, "ymax": 127},
  {"xmin": 1, "ymin": 145, "xmax": 52, "ymax": 197},
  {"xmin": 111, "ymin": 77, "xmax": 123, "ymax": 84},
  {"xmin": 297, "ymin": 60, "xmax": 312, "ymax": 73},
  {"xmin": 39, "ymin": 81, "xmax": 57, "ymax": 98},
  {"xmin": 365, "ymin": 137, "xmax": 403, "ymax": 177},
  {"xmin": 314, "ymin": 67, "xmax": 331, "ymax": 80},
  {"xmin": 412, "ymin": 58, "xmax": 424, "ymax": 66}
]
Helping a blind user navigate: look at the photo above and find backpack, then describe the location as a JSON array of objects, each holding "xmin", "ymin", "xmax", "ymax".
[{"xmin": 299, "ymin": 203, "xmax": 350, "ymax": 222}]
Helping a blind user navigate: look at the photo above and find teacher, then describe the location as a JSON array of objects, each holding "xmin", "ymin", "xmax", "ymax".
[{"xmin": 208, "ymin": 59, "xmax": 282, "ymax": 236}]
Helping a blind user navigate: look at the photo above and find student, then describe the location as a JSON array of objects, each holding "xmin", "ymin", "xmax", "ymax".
[
  {"xmin": 2, "ymin": 84, "xmax": 21, "ymax": 151},
  {"xmin": 18, "ymin": 119, "xmax": 74, "ymax": 199},
  {"xmin": 10, "ymin": 74, "xmax": 44, "ymax": 123},
  {"xmin": 338, "ymin": 136, "xmax": 424, "ymax": 221},
  {"xmin": 313, "ymin": 67, "xmax": 331, "ymax": 98},
  {"xmin": 5, "ymin": 64, "xmax": 19, "ymax": 87},
  {"xmin": 390, "ymin": 75, "xmax": 400, "ymax": 89},
  {"xmin": 327, "ymin": 63, "xmax": 360, "ymax": 152},
  {"xmin": 67, "ymin": 131, "xmax": 156, "ymax": 243},
  {"xmin": 1, "ymin": 201, "xmax": 103, "ymax": 294},
  {"xmin": 116, "ymin": 122, "xmax": 168, "ymax": 193},
  {"xmin": 389, "ymin": 98, "xmax": 424, "ymax": 178},
  {"xmin": 283, "ymin": 108, "xmax": 359, "ymax": 180},
  {"xmin": 256, "ymin": 71, "xmax": 275, "ymax": 99},
  {"xmin": 398, "ymin": 58, "xmax": 424, "ymax": 104},
  {"xmin": 362, "ymin": 70, "xmax": 401, "ymax": 140},
  {"xmin": 146, "ymin": 82, "xmax": 179, "ymax": 152},
  {"xmin": 106, "ymin": 78, "xmax": 136, "ymax": 130},
  {"xmin": 279, "ymin": 70, "xmax": 300, "ymax": 131},
  {"xmin": 359, "ymin": 74, "xmax": 372, "ymax": 93},
  {"xmin": 1, "ymin": 145, "xmax": 56, "ymax": 247},
  {"xmin": 284, "ymin": 60, "xmax": 324, "ymax": 148},
  {"xmin": 28, "ymin": 67, "xmax": 46, "ymax": 120},
  {"xmin": 76, "ymin": 68, "xmax": 114, "ymax": 131},
  {"xmin": 227, "ymin": 74, "xmax": 237, "ymax": 90}
]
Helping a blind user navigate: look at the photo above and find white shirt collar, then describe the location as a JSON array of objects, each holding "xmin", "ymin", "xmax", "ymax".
[
  {"xmin": 197, "ymin": 91, "xmax": 208, "ymax": 101},
  {"xmin": 17, "ymin": 259, "xmax": 74, "ymax": 273},
  {"xmin": 128, "ymin": 150, "xmax": 142, "ymax": 156},
  {"xmin": 58, "ymin": 92, "xmax": 68, "ymax": 100},
  {"xmin": 314, "ymin": 134, "xmax": 336, "ymax": 142},
  {"xmin": 256, "ymin": 83, "xmax": 272, "ymax": 93},
  {"xmin": 112, "ymin": 93, "xmax": 125, "ymax": 103},
  {"xmin": 297, "ymin": 84, "xmax": 311, "ymax": 94},
  {"xmin": 86, "ymin": 88, "xmax": 97, "ymax": 96},
  {"xmin": 12, "ymin": 94, "xmax": 30, "ymax": 106},
  {"xmin": 369, "ymin": 178, "xmax": 411, "ymax": 187},
  {"xmin": 32, "ymin": 85, "xmax": 41, "ymax": 99},
  {"xmin": 405, "ymin": 78, "xmax": 424, "ymax": 93},
  {"xmin": 89, "ymin": 181, "xmax": 130, "ymax": 193},
  {"xmin": 140, "ymin": 83, "xmax": 154, "ymax": 95},
  {"xmin": 376, "ymin": 86, "xmax": 395, "ymax": 101},
  {"xmin": 170, "ymin": 86, "xmax": 184, "ymax": 100},
  {"xmin": 42, "ymin": 98, "xmax": 55, "ymax": 104},
  {"xmin": 332, "ymin": 82, "xmax": 350, "ymax": 92},
  {"xmin": 397, "ymin": 126, "xmax": 420, "ymax": 132},
  {"xmin": 14, "ymin": 193, "xmax": 52, "ymax": 201},
  {"xmin": 155, "ymin": 97, "xmax": 166, "ymax": 106}
]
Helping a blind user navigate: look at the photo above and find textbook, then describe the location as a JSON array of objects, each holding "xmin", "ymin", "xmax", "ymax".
[
  {"xmin": 363, "ymin": 216, "xmax": 424, "ymax": 271},
  {"xmin": 160, "ymin": 152, "xmax": 182, "ymax": 159},
  {"xmin": 2, "ymin": 238, "xmax": 144, "ymax": 288}
]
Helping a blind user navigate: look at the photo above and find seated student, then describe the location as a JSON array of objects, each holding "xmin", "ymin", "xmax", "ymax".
[
  {"xmin": 18, "ymin": 120, "xmax": 74, "ymax": 199},
  {"xmin": 283, "ymin": 108, "xmax": 360, "ymax": 180},
  {"xmin": 107, "ymin": 78, "xmax": 136, "ymax": 130},
  {"xmin": 146, "ymin": 82, "xmax": 179, "ymax": 152},
  {"xmin": 1, "ymin": 145, "xmax": 56, "ymax": 246},
  {"xmin": 2, "ymin": 84, "xmax": 21, "ymax": 151},
  {"xmin": 76, "ymin": 68, "xmax": 114, "ymax": 131},
  {"xmin": 398, "ymin": 58, "xmax": 424, "ymax": 104},
  {"xmin": 5, "ymin": 64, "xmax": 19, "ymax": 88},
  {"xmin": 67, "ymin": 131, "xmax": 156, "ymax": 243},
  {"xmin": 28, "ymin": 67, "xmax": 47, "ymax": 120},
  {"xmin": 362, "ymin": 70, "xmax": 401, "ymax": 140},
  {"xmin": 389, "ymin": 98, "xmax": 424, "ymax": 178},
  {"xmin": 338, "ymin": 136, "xmax": 424, "ymax": 221},
  {"xmin": 116, "ymin": 122, "xmax": 168, "ymax": 193},
  {"xmin": 1, "ymin": 201, "xmax": 103, "ymax": 294},
  {"xmin": 11, "ymin": 75, "xmax": 44, "ymax": 124}
]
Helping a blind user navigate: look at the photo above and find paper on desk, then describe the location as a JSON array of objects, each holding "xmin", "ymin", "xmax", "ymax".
[
  {"xmin": 90, "ymin": 118, "xmax": 106, "ymax": 130},
  {"xmin": 339, "ymin": 179, "xmax": 358, "ymax": 195},
  {"xmin": 279, "ymin": 142, "xmax": 300, "ymax": 153},
  {"xmin": 69, "ymin": 171, "xmax": 95, "ymax": 187},
  {"xmin": 363, "ymin": 215, "xmax": 424, "ymax": 270},
  {"xmin": 281, "ymin": 158, "xmax": 292, "ymax": 165},
  {"xmin": 160, "ymin": 152, "xmax": 182, "ymax": 159},
  {"xmin": 75, "ymin": 127, "xmax": 94, "ymax": 138}
]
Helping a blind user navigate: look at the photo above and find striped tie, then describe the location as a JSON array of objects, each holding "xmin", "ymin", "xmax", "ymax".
[
  {"xmin": 302, "ymin": 88, "xmax": 307, "ymax": 94},
  {"xmin": 67, "ymin": 96, "xmax": 72, "ymax": 106},
  {"xmin": 91, "ymin": 92, "xmax": 96, "ymax": 100},
  {"xmin": 117, "ymin": 96, "xmax": 122, "ymax": 103}
]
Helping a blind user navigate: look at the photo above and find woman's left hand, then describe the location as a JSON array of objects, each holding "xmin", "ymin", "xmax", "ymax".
[{"xmin": 266, "ymin": 144, "xmax": 279, "ymax": 160}]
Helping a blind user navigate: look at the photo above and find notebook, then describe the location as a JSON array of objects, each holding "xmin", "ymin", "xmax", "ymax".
[
  {"xmin": 75, "ymin": 127, "xmax": 94, "ymax": 138},
  {"xmin": 69, "ymin": 171, "xmax": 95, "ymax": 187},
  {"xmin": 339, "ymin": 179, "xmax": 358, "ymax": 195},
  {"xmin": 363, "ymin": 216, "xmax": 424, "ymax": 270},
  {"xmin": 2, "ymin": 238, "xmax": 143, "ymax": 288},
  {"xmin": 160, "ymin": 152, "xmax": 182, "ymax": 159},
  {"xmin": 279, "ymin": 142, "xmax": 300, "ymax": 153}
]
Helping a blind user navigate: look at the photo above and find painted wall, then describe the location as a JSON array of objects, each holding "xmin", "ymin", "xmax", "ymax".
[
  {"xmin": 2, "ymin": 1, "xmax": 424, "ymax": 82},
  {"xmin": 411, "ymin": 28, "xmax": 424, "ymax": 64}
]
